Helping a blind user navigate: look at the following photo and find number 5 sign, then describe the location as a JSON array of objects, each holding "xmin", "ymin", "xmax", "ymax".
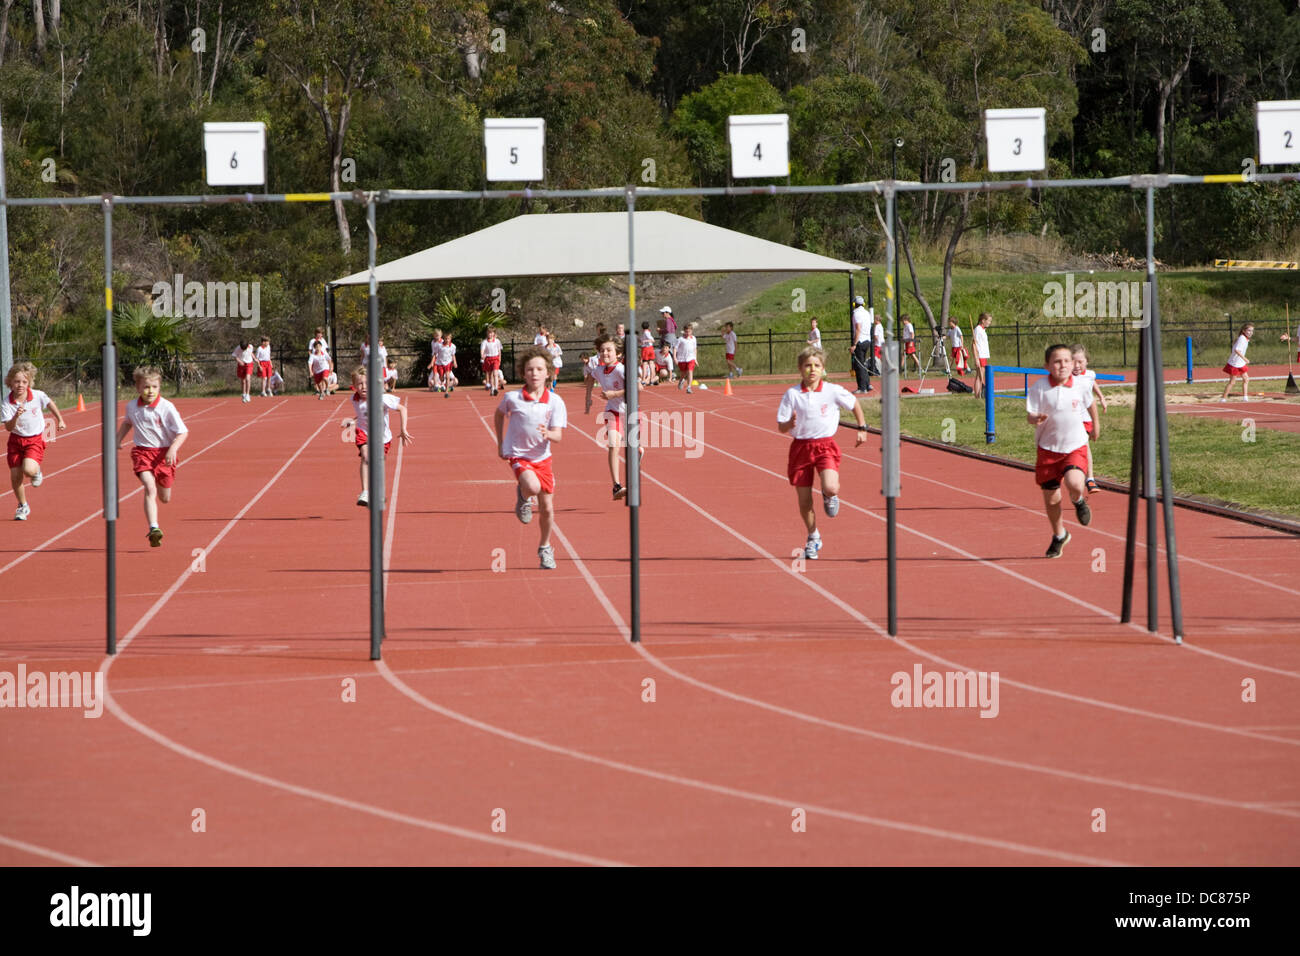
[
  {"xmin": 728, "ymin": 114, "xmax": 789, "ymax": 179},
  {"xmin": 484, "ymin": 118, "xmax": 546, "ymax": 182},
  {"xmin": 1256, "ymin": 101, "xmax": 1300, "ymax": 166},
  {"xmin": 203, "ymin": 122, "xmax": 267, "ymax": 186},
  {"xmin": 983, "ymin": 108, "xmax": 1046, "ymax": 173}
]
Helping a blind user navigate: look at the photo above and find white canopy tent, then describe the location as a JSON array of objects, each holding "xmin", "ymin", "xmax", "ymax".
[{"xmin": 329, "ymin": 210, "xmax": 862, "ymax": 286}]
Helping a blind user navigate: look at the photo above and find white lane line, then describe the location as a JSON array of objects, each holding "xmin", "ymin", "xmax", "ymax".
[{"xmin": 0, "ymin": 832, "xmax": 102, "ymax": 867}]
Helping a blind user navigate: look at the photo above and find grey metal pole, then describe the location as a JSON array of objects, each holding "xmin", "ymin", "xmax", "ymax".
[
  {"xmin": 1144, "ymin": 186, "xmax": 1185, "ymax": 644},
  {"xmin": 0, "ymin": 110, "xmax": 14, "ymax": 376},
  {"xmin": 891, "ymin": 140, "xmax": 900, "ymax": 340},
  {"xmin": 1141, "ymin": 194, "xmax": 1158, "ymax": 633},
  {"xmin": 625, "ymin": 187, "xmax": 641, "ymax": 644},
  {"xmin": 102, "ymin": 198, "xmax": 118, "ymax": 655},
  {"xmin": 882, "ymin": 188, "xmax": 900, "ymax": 637},
  {"xmin": 366, "ymin": 196, "xmax": 385, "ymax": 660}
]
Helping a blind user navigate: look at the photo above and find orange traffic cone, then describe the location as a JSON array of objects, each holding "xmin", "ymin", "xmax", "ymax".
[
  {"xmin": 723, "ymin": 377, "xmax": 733, "ymax": 396},
  {"xmin": 76, "ymin": 393, "xmax": 86, "ymax": 412}
]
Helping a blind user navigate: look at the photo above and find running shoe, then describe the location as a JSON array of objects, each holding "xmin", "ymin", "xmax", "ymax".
[
  {"xmin": 538, "ymin": 545, "xmax": 556, "ymax": 570},
  {"xmin": 1085, "ymin": 478, "xmax": 1100, "ymax": 494},
  {"xmin": 31, "ymin": 470, "xmax": 43, "ymax": 487},
  {"xmin": 824, "ymin": 495, "xmax": 840, "ymax": 517},
  {"xmin": 613, "ymin": 483, "xmax": 626, "ymax": 500},
  {"xmin": 15, "ymin": 503, "xmax": 30, "ymax": 521},
  {"xmin": 803, "ymin": 536, "xmax": 821, "ymax": 560},
  {"xmin": 1074, "ymin": 497, "xmax": 1092, "ymax": 527},
  {"xmin": 357, "ymin": 489, "xmax": 369, "ymax": 507},
  {"xmin": 1045, "ymin": 531, "xmax": 1071, "ymax": 558},
  {"xmin": 148, "ymin": 527, "xmax": 163, "ymax": 547},
  {"xmin": 516, "ymin": 486, "xmax": 533, "ymax": 524}
]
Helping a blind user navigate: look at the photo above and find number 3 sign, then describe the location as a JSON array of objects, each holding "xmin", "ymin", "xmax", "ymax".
[
  {"xmin": 983, "ymin": 108, "xmax": 1046, "ymax": 173},
  {"xmin": 203, "ymin": 122, "xmax": 267, "ymax": 187}
]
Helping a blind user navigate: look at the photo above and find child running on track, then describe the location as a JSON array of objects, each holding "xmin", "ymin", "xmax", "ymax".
[
  {"xmin": 675, "ymin": 322, "xmax": 698, "ymax": 393},
  {"xmin": 777, "ymin": 347, "xmax": 868, "ymax": 560},
  {"xmin": 1026, "ymin": 344, "xmax": 1094, "ymax": 558},
  {"xmin": 233, "ymin": 340, "xmax": 255, "ymax": 402},
  {"xmin": 427, "ymin": 329, "xmax": 444, "ymax": 391},
  {"xmin": 348, "ymin": 366, "xmax": 412, "ymax": 507},
  {"xmin": 807, "ymin": 317, "xmax": 822, "ymax": 349},
  {"xmin": 1070, "ymin": 343, "xmax": 1107, "ymax": 492},
  {"xmin": 4, "ymin": 362, "xmax": 67, "ymax": 521},
  {"xmin": 1219, "ymin": 323, "xmax": 1254, "ymax": 402},
  {"xmin": 115, "ymin": 366, "xmax": 188, "ymax": 547},
  {"xmin": 723, "ymin": 322, "xmax": 742, "ymax": 378},
  {"xmin": 481, "ymin": 327, "xmax": 505, "ymax": 396},
  {"xmin": 495, "ymin": 347, "xmax": 567, "ymax": 570},
  {"xmin": 591, "ymin": 334, "xmax": 645, "ymax": 500},
  {"xmin": 309, "ymin": 343, "xmax": 333, "ymax": 400},
  {"xmin": 545, "ymin": 333, "xmax": 562, "ymax": 391}
]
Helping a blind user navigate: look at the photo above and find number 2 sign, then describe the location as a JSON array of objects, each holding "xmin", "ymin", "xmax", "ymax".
[
  {"xmin": 203, "ymin": 122, "xmax": 267, "ymax": 187},
  {"xmin": 1257, "ymin": 101, "xmax": 1300, "ymax": 166},
  {"xmin": 728, "ymin": 114, "xmax": 789, "ymax": 179}
]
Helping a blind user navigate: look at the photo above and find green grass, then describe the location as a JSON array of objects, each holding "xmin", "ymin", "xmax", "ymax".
[
  {"xmin": 738, "ymin": 266, "xmax": 1299, "ymax": 371},
  {"xmin": 874, "ymin": 393, "xmax": 1300, "ymax": 520}
]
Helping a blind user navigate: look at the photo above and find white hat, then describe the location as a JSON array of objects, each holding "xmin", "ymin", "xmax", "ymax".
[
  {"xmin": 660, "ymin": 306, "xmax": 673, "ymax": 313},
  {"xmin": 854, "ymin": 295, "xmax": 865, "ymax": 305}
]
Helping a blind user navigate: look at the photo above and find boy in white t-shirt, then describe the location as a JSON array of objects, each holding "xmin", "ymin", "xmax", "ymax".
[
  {"xmin": 807, "ymin": 317, "xmax": 822, "ymax": 350},
  {"xmin": 591, "ymin": 335, "xmax": 645, "ymax": 501},
  {"xmin": 639, "ymin": 322, "xmax": 656, "ymax": 386},
  {"xmin": 777, "ymin": 347, "xmax": 868, "ymax": 560},
  {"xmin": 115, "ymin": 366, "xmax": 188, "ymax": 547},
  {"xmin": 1026, "ymin": 345, "xmax": 1095, "ymax": 558},
  {"xmin": 3, "ymin": 362, "xmax": 67, "ymax": 521},
  {"xmin": 900, "ymin": 316, "xmax": 920, "ymax": 377},
  {"xmin": 427, "ymin": 329, "xmax": 444, "ymax": 391},
  {"xmin": 309, "ymin": 343, "xmax": 333, "ymax": 400},
  {"xmin": 722, "ymin": 322, "xmax": 742, "ymax": 378},
  {"xmin": 656, "ymin": 343, "xmax": 675, "ymax": 384},
  {"xmin": 255, "ymin": 337, "xmax": 274, "ymax": 396},
  {"xmin": 947, "ymin": 322, "xmax": 968, "ymax": 375},
  {"xmin": 348, "ymin": 366, "xmax": 412, "ymax": 507},
  {"xmin": 481, "ymin": 327, "xmax": 505, "ymax": 396},
  {"xmin": 495, "ymin": 347, "xmax": 567, "ymax": 570},
  {"xmin": 972, "ymin": 312, "xmax": 992, "ymax": 397}
]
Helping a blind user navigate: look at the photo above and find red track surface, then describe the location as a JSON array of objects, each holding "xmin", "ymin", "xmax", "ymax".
[{"xmin": 2, "ymin": 384, "xmax": 1298, "ymax": 866}]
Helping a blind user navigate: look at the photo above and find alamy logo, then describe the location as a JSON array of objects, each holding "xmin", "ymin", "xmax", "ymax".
[
  {"xmin": 595, "ymin": 410, "xmax": 704, "ymax": 458},
  {"xmin": 890, "ymin": 664, "xmax": 999, "ymax": 718},
  {"xmin": 0, "ymin": 666, "xmax": 104, "ymax": 718},
  {"xmin": 49, "ymin": 886, "xmax": 151, "ymax": 936},
  {"xmin": 151, "ymin": 273, "xmax": 260, "ymax": 328},
  {"xmin": 1042, "ymin": 274, "xmax": 1149, "ymax": 325}
]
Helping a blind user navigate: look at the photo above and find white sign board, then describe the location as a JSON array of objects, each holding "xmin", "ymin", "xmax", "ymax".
[
  {"xmin": 203, "ymin": 122, "xmax": 266, "ymax": 186},
  {"xmin": 1257, "ymin": 100, "xmax": 1300, "ymax": 166},
  {"xmin": 984, "ymin": 108, "xmax": 1046, "ymax": 173},
  {"xmin": 484, "ymin": 118, "xmax": 546, "ymax": 182},
  {"xmin": 728, "ymin": 114, "xmax": 789, "ymax": 178}
]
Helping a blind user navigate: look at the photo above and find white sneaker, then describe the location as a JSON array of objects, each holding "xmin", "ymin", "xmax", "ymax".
[
  {"xmin": 677, "ymin": 379, "xmax": 684, "ymax": 390},
  {"xmin": 515, "ymin": 487, "xmax": 533, "ymax": 524},
  {"xmin": 804, "ymin": 535, "xmax": 821, "ymax": 560},
  {"xmin": 31, "ymin": 471, "xmax": 43, "ymax": 487},
  {"xmin": 538, "ymin": 545, "xmax": 556, "ymax": 570},
  {"xmin": 824, "ymin": 495, "xmax": 839, "ymax": 517},
  {"xmin": 15, "ymin": 503, "xmax": 30, "ymax": 521},
  {"xmin": 357, "ymin": 490, "xmax": 369, "ymax": 507},
  {"xmin": 736, "ymin": 367, "xmax": 743, "ymax": 377}
]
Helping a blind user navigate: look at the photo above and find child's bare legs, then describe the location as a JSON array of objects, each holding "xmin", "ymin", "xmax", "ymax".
[
  {"xmin": 796, "ymin": 485, "xmax": 817, "ymax": 535},
  {"xmin": 138, "ymin": 471, "xmax": 161, "ymax": 527},
  {"xmin": 607, "ymin": 440, "xmax": 621, "ymax": 487},
  {"xmin": 1042, "ymin": 470, "xmax": 1087, "ymax": 537},
  {"xmin": 358, "ymin": 443, "xmax": 370, "ymax": 494},
  {"xmin": 536, "ymin": 491, "xmax": 553, "ymax": 547},
  {"xmin": 242, "ymin": 376, "xmax": 251, "ymax": 399},
  {"xmin": 1241, "ymin": 371, "xmax": 1250, "ymax": 400},
  {"xmin": 10, "ymin": 465, "xmax": 27, "ymax": 506}
]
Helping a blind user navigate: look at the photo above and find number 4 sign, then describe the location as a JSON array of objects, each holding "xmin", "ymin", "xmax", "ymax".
[
  {"xmin": 728, "ymin": 114, "xmax": 789, "ymax": 179},
  {"xmin": 203, "ymin": 122, "xmax": 267, "ymax": 187},
  {"xmin": 983, "ymin": 108, "xmax": 1046, "ymax": 173},
  {"xmin": 1257, "ymin": 101, "xmax": 1300, "ymax": 166}
]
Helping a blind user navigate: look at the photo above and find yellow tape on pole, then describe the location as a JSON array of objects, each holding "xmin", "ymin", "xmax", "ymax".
[
  {"xmin": 105, "ymin": 287, "xmax": 113, "ymax": 310},
  {"xmin": 1202, "ymin": 174, "xmax": 1246, "ymax": 184},
  {"xmin": 628, "ymin": 283, "xmax": 635, "ymax": 310},
  {"xmin": 284, "ymin": 193, "xmax": 333, "ymax": 202}
]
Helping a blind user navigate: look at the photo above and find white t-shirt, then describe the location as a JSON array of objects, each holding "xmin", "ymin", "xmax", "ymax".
[
  {"xmin": 2, "ymin": 389, "xmax": 52, "ymax": 438},
  {"xmin": 308, "ymin": 337, "xmax": 330, "ymax": 356},
  {"xmin": 384, "ymin": 365, "xmax": 398, "ymax": 384},
  {"xmin": 973, "ymin": 324, "xmax": 989, "ymax": 360},
  {"xmin": 674, "ymin": 335, "xmax": 698, "ymax": 364},
  {"xmin": 1026, "ymin": 375, "xmax": 1090, "ymax": 453},
  {"xmin": 852, "ymin": 306, "xmax": 872, "ymax": 344},
  {"xmin": 124, "ymin": 396, "xmax": 188, "ymax": 448},
  {"xmin": 901, "ymin": 321, "xmax": 914, "ymax": 343},
  {"xmin": 777, "ymin": 381, "xmax": 856, "ymax": 440},
  {"xmin": 497, "ymin": 387, "xmax": 567, "ymax": 461},
  {"xmin": 533, "ymin": 333, "xmax": 548, "ymax": 346},
  {"xmin": 233, "ymin": 345, "xmax": 254, "ymax": 364},
  {"xmin": 547, "ymin": 343, "xmax": 563, "ymax": 368},
  {"xmin": 872, "ymin": 322, "xmax": 884, "ymax": 347},
  {"xmin": 1078, "ymin": 369, "xmax": 1097, "ymax": 424},
  {"xmin": 309, "ymin": 352, "xmax": 332, "ymax": 375},
  {"xmin": 255, "ymin": 345, "xmax": 271, "ymax": 363},
  {"xmin": 1226, "ymin": 334, "xmax": 1249, "ymax": 368},
  {"xmin": 723, "ymin": 330, "xmax": 737, "ymax": 355},
  {"xmin": 656, "ymin": 351, "xmax": 673, "ymax": 369},
  {"xmin": 808, "ymin": 326, "xmax": 822, "ymax": 347},
  {"xmin": 641, "ymin": 329, "xmax": 654, "ymax": 350},
  {"xmin": 351, "ymin": 392, "xmax": 402, "ymax": 444},
  {"xmin": 435, "ymin": 343, "xmax": 457, "ymax": 366},
  {"xmin": 591, "ymin": 362, "xmax": 626, "ymax": 414},
  {"xmin": 947, "ymin": 325, "xmax": 964, "ymax": 348},
  {"xmin": 481, "ymin": 338, "xmax": 503, "ymax": 359}
]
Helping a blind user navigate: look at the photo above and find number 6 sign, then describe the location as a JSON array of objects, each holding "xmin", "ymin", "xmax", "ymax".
[
  {"xmin": 728, "ymin": 114, "xmax": 789, "ymax": 179},
  {"xmin": 1256, "ymin": 101, "xmax": 1300, "ymax": 166},
  {"xmin": 983, "ymin": 108, "xmax": 1046, "ymax": 173},
  {"xmin": 203, "ymin": 122, "xmax": 267, "ymax": 186}
]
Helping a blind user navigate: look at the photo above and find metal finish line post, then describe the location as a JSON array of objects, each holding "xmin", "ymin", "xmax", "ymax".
[
  {"xmin": 103, "ymin": 197, "xmax": 118, "ymax": 655},
  {"xmin": 625, "ymin": 187, "xmax": 641, "ymax": 644},
  {"xmin": 366, "ymin": 195, "xmax": 385, "ymax": 661},
  {"xmin": 882, "ymin": 187, "xmax": 900, "ymax": 637}
]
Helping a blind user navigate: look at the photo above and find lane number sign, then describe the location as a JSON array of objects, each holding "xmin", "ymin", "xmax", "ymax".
[
  {"xmin": 984, "ymin": 108, "xmax": 1046, "ymax": 173},
  {"xmin": 203, "ymin": 122, "xmax": 267, "ymax": 187},
  {"xmin": 728, "ymin": 114, "xmax": 789, "ymax": 179},
  {"xmin": 1257, "ymin": 101, "xmax": 1300, "ymax": 166},
  {"xmin": 484, "ymin": 118, "xmax": 546, "ymax": 182}
]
